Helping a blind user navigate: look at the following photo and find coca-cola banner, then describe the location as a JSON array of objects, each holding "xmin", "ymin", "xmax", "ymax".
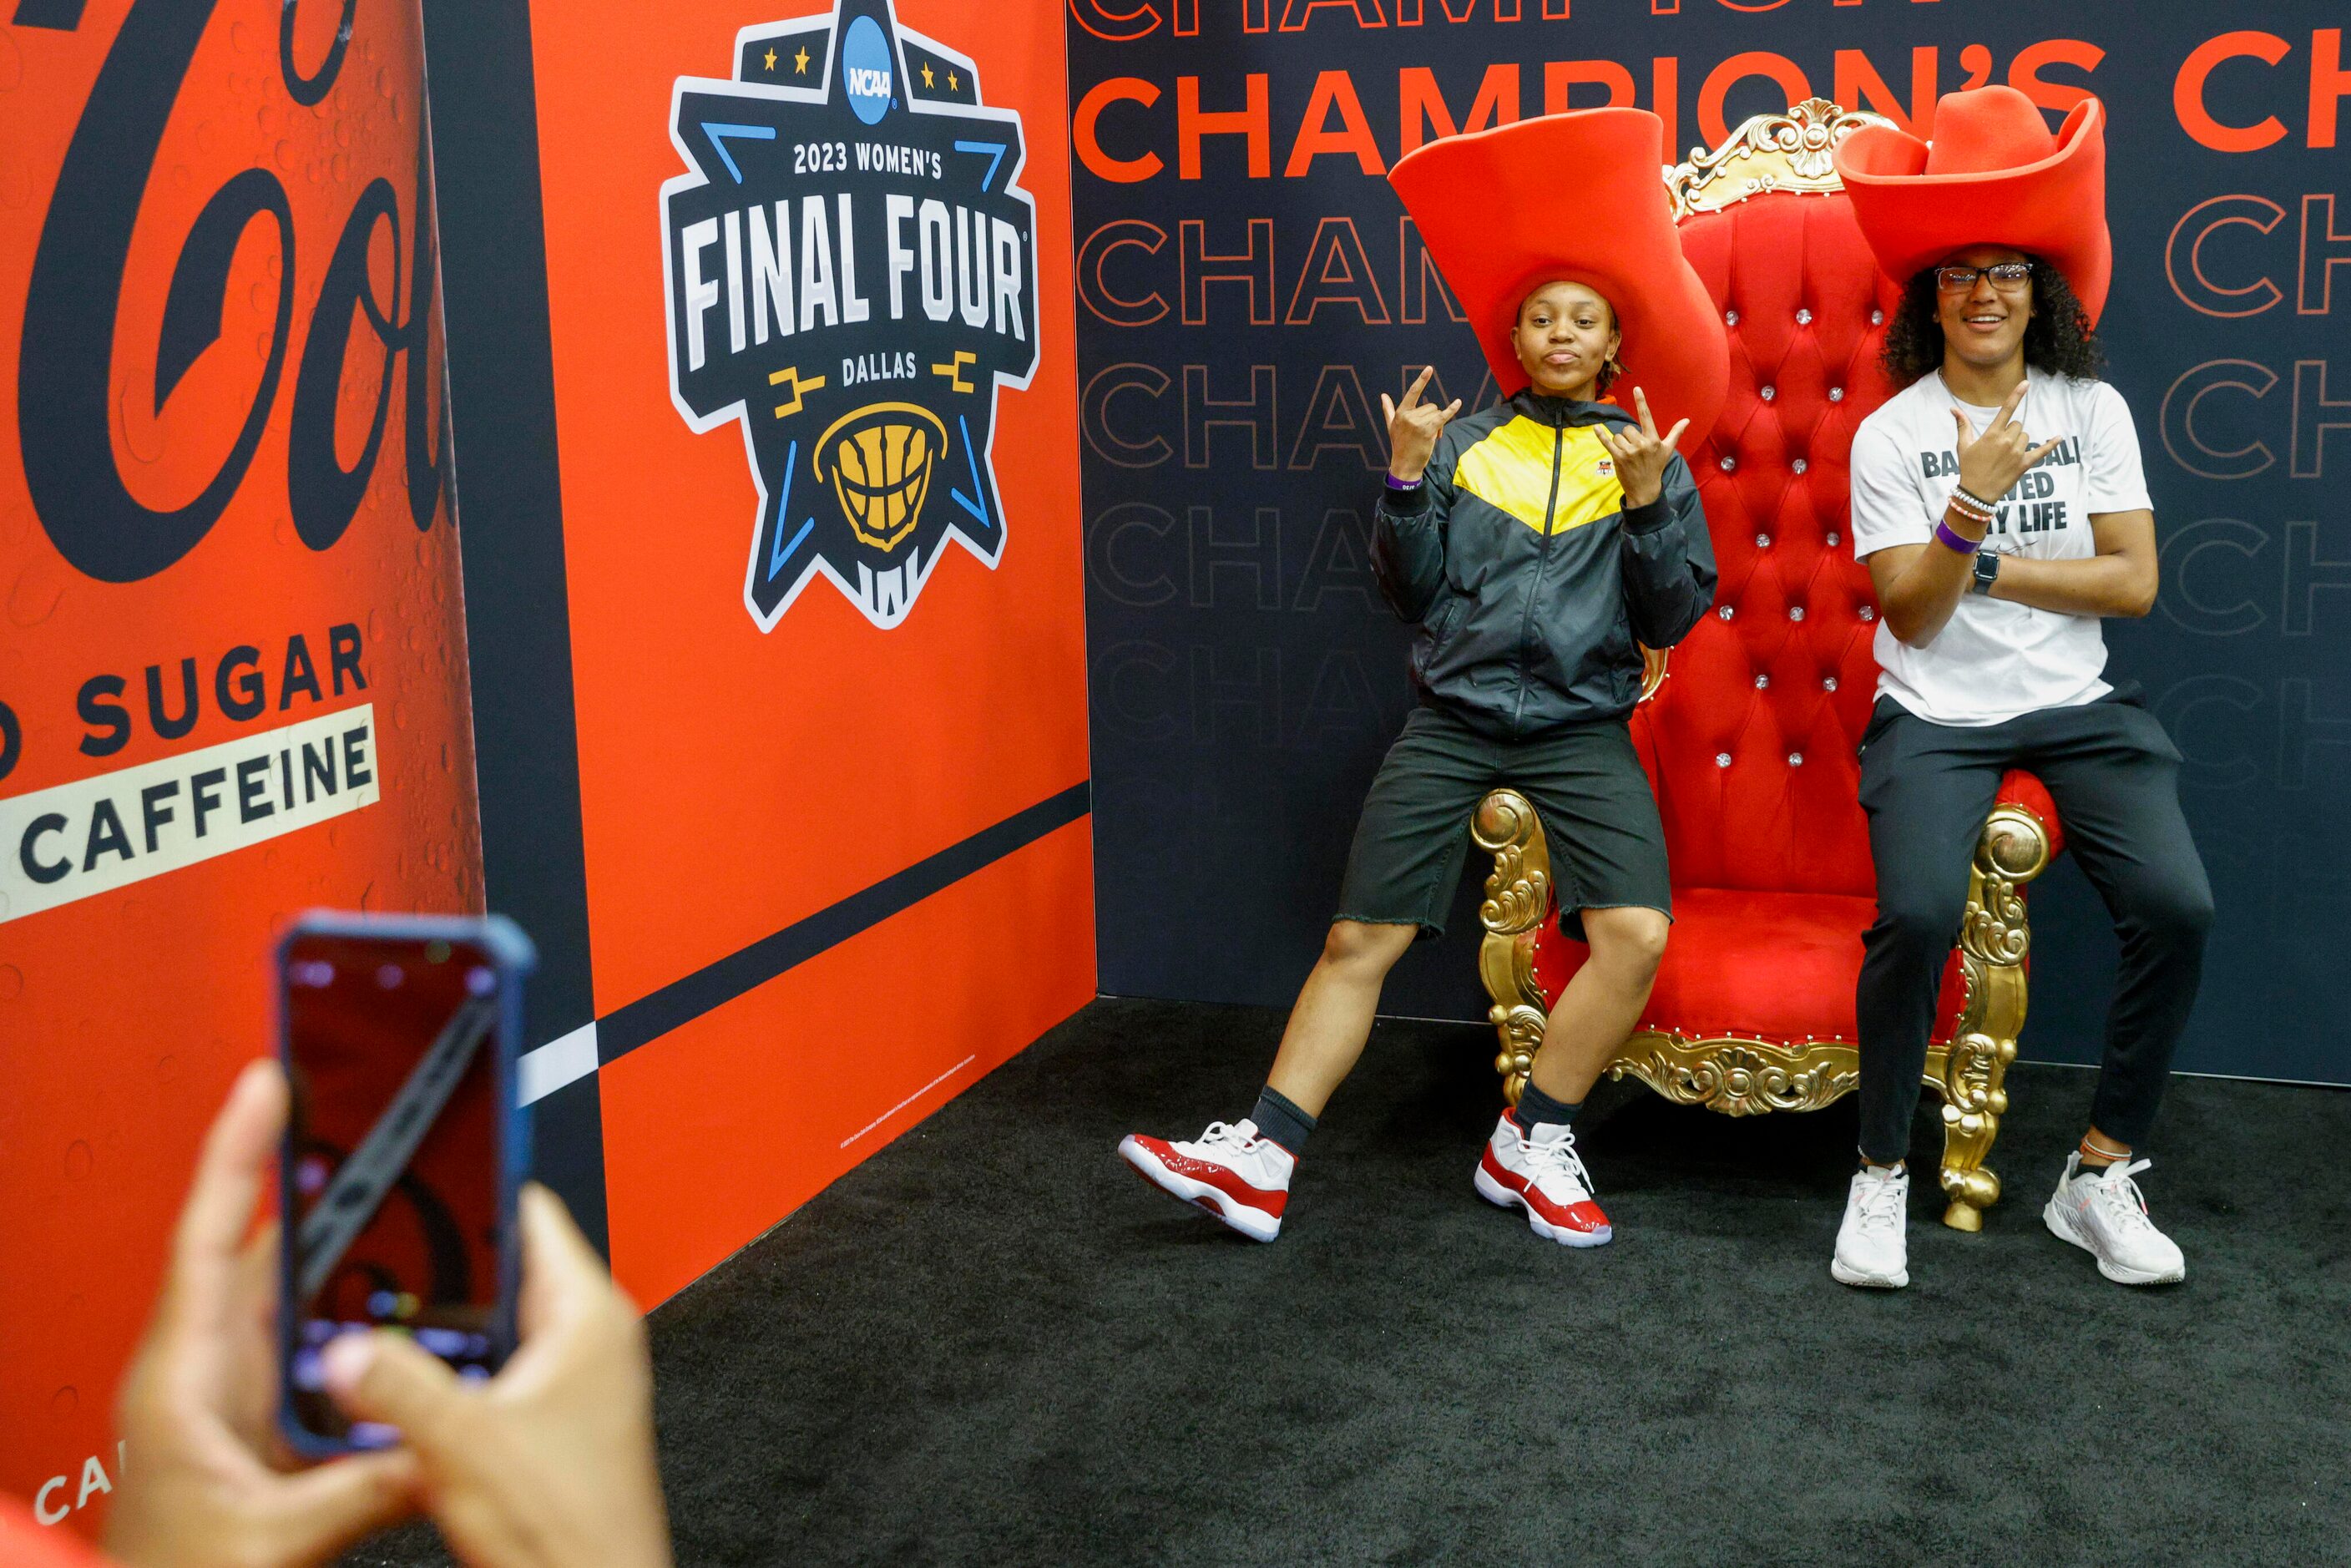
[{"xmin": 0, "ymin": 0, "xmax": 479, "ymax": 1528}]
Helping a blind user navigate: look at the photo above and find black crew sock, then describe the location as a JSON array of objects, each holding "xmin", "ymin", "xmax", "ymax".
[
  {"xmin": 1248, "ymin": 1086, "xmax": 1315, "ymax": 1158},
  {"xmin": 1512, "ymin": 1081, "xmax": 1582, "ymax": 1132}
]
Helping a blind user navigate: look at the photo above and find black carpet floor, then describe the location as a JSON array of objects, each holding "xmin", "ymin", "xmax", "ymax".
[{"xmin": 353, "ymin": 997, "xmax": 2350, "ymax": 1566}]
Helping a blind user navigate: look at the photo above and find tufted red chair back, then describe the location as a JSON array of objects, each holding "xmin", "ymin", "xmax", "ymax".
[
  {"xmin": 1512, "ymin": 136, "xmax": 2060, "ymax": 1065},
  {"xmin": 1632, "ymin": 190, "xmax": 1903, "ymax": 898}
]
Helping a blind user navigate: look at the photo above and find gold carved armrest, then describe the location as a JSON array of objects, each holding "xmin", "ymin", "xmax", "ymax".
[
  {"xmin": 1473, "ymin": 789, "xmax": 1551, "ymax": 1106},
  {"xmin": 1931, "ymin": 799, "xmax": 2055, "ymax": 1231}
]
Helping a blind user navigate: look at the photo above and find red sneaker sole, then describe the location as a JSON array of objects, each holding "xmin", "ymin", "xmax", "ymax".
[
  {"xmin": 1118, "ymin": 1137, "xmax": 1282, "ymax": 1242},
  {"xmin": 1474, "ymin": 1163, "xmax": 1613, "ymax": 1247}
]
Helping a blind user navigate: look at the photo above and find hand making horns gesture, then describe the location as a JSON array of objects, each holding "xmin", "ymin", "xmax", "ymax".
[
  {"xmin": 1594, "ymin": 387, "xmax": 1690, "ymax": 510},
  {"xmin": 1382, "ymin": 367, "xmax": 1463, "ymax": 483},
  {"xmin": 1954, "ymin": 380, "xmax": 2064, "ymax": 506}
]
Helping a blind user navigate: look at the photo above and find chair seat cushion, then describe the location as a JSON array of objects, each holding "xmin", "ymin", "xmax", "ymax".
[
  {"xmin": 1524, "ymin": 769, "xmax": 2055, "ymax": 1048},
  {"xmin": 1532, "ymin": 886, "xmax": 1969, "ymax": 1046}
]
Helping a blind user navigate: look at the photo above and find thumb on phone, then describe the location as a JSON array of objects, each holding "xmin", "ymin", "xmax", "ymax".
[{"xmin": 323, "ymin": 1328, "xmax": 467, "ymax": 1447}]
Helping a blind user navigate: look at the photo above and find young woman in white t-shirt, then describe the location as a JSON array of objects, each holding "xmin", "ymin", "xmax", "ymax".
[{"xmin": 1829, "ymin": 245, "xmax": 2213, "ymax": 1292}]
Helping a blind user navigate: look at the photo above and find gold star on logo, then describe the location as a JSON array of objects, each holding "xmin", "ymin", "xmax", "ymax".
[
  {"xmin": 921, "ymin": 62, "xmax": 934, "ymax": 89},
  {"xmin": 764, "ymin": 47, "xmax": 776, "ymax": 70},
  {"xmin": 793, "ymin": 45, "xmax": 810, "ymax": 74},
  {"xmin": 947, "ymin": 71, "xmax": 958, "ymax": 92}
]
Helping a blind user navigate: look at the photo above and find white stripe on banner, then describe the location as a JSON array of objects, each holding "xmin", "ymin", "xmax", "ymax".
[
  {"xmin": 0, "ymin": 705, "xmax": 380, "ymax": 925},
  {"xmin": 839, "ymin": 1055, "xmax": 977, "ymax": 1149},
  {"xmin": 518, "ymin": 1021, "xmax": 600, "ymax": 1106}
]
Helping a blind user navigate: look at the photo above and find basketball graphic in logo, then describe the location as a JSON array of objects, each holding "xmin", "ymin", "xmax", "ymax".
[{"xmin": 818, "ymin": 403, "xmax": 945, "ymax": 553}]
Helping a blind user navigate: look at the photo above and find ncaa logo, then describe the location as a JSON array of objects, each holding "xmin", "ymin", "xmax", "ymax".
[
  {"xmin": 841, "ymin": 16, "xmax": 892, "ymax": 124},
  {"xmin": 660, "ymin": 0, "xmax": 1039, "ymax": 630}
]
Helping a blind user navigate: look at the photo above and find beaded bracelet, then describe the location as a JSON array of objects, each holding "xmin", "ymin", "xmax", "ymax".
[{"xmin": 1945, "ymin": 488, "xmax": 1995, "ymax": 525}]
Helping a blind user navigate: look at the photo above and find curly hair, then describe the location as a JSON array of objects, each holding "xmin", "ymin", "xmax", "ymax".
[{"xmin": 1878, "ymin": 255, "xmax": 2104, "ymax": 385}]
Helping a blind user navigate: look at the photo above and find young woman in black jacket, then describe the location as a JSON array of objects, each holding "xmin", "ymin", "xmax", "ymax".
[{"xmin": 1120, "ymin": 109, "xmax": 1725, "ymax": 1248}]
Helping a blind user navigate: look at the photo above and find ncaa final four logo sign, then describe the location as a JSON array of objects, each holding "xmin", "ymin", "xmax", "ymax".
[{"xmin": 662, "ymin": 0, "xmax": 1039, "ymax": 630}]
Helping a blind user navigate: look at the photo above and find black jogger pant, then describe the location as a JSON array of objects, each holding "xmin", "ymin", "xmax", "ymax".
[{"xmin": 1853, "ymin": 685, "xmax": 2214, "ymax": 1165}]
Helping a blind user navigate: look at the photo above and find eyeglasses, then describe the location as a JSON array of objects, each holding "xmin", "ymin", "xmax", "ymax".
[{"xmin": 1934, "ymin": 261, "xmax": 2034, "ymax": 294}]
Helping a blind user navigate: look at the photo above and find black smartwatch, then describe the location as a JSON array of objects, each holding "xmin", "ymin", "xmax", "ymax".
[{"xmin": 1970, "ymin": 549, "xmax": 2002, "ymax": 596}]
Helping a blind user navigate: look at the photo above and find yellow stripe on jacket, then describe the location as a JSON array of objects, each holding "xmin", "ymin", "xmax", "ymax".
[{"xmin": 1453, "ymin": 417, "xmax": 1628, "ymax": 536}]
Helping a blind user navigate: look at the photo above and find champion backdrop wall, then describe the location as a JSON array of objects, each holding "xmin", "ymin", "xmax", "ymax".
[
  {"xmin": 0, "ymin": 0, "xmax": 479, "ymax": 1529},
  {"xmin": 1066, "ymin": 0, "xmax": 2351, "ymax": 1087},
  {"xmin": 422, "ymin": 0, "xmax": 1095, "ymax": 1311}
]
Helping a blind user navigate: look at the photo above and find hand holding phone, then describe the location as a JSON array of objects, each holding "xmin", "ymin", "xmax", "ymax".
[
  {"xmin": 109, "ymin": 1058, "xmax": 672, "ymax": 1568},
  {"xmin": 319, "ymin": 1187, "xmax": 674, "ymax": 1568},
  {"xmin": 274, "ymin": 911, "xmax": 669, "ymax": 1567}
]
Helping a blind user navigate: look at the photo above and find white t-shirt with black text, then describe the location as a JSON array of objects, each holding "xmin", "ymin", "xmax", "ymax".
[{"xmin": 1848, "ymin": 367, "xmax": 2152, "ymax": 727}]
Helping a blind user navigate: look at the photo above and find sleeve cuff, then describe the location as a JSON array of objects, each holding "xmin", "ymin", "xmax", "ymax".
[
  {"xmin": 1852, "ymin": 516, "xmax": 1932, "ymax": 556},
  {"xmin": 1381, "ymin": 480, "xmax": 1434, "ymax": 517},
  {"xmin": 1620, "ymin": 493, "xmax": 1673, "ymax": 535}
]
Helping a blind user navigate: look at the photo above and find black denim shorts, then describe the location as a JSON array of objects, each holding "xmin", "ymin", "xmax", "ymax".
[{"xmin": 1333, "ymin": 704, "xmax": 1671, "ymax": 940}]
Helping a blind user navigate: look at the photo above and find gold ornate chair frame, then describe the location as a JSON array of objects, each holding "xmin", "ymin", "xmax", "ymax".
[
  {"xmin": 1475, "ymin": 791, "xmax": 2050, "ymax": 1232},
  {"xmin": 1471, "ymin": 101, "xmax": 2057, "ymax": 1233}
]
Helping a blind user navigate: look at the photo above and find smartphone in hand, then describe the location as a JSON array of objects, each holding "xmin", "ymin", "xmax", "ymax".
[{"xmin": 276, "ymin": 912, "xmax": 536, "ymax": 1457}]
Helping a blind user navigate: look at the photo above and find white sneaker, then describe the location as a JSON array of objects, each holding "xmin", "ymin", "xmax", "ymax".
[
  {"xmin": 2043, "ymin": 1154, "xmax": 2187, "ymax": 1285},
  {"xmin": 1119, "ymin": 1119, "xmax": 1294, "ymax": 1242},
  {"xmin": 1474, "ymin": 1112, "xmax": 1613, "ymax": 1246},
  {"xmin": 1831, "ymin": 1165, "xmax": 1910, "ymax": 1288}
]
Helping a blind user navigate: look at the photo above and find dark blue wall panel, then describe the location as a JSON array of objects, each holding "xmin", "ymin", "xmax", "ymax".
[{"xmin": 1068, "ymin": 0, "xmax": 2351, "ymax": 1085}]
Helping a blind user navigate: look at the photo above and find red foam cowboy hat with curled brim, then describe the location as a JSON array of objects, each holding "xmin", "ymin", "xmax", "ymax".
[
  {"xmin": 1387, "ymin": 107, "xmax": 1728, "ymax": 448},
  {"xmin": 1833, "ymin": 85, "xmax": 2111, "ymax": 326}
]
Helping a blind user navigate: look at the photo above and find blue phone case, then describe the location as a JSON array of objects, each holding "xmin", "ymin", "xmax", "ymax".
[{"xmin": 275, "ymin": 910, "xmax": 537, "ymax": 1459}]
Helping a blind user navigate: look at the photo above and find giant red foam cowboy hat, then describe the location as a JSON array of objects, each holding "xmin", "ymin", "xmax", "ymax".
[
  {"xmin": 1833, "ymin": 85, "xmax": 2111, "ymax": 326},
  {"xmin": 1388, "ymin": 107, "xmax": 1727, "ymax": 448}
]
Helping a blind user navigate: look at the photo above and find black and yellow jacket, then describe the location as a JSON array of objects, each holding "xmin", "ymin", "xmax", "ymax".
[{"xmin": 1373, "ymin": 388, "xmax": 1717, "ymax": 741}]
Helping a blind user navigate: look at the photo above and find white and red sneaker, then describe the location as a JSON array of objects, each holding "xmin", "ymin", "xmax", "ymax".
[
  {"xmin": 1474, "ymin": 1111, "xmax": 1613, "ymax": 1247},
  {"xmin": 1119, "ymin": 1119, "xmax": 1294, "ymax": 1242}
]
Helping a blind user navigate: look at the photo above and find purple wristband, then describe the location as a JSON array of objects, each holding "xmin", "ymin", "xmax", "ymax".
[
  {"xmin": 1934, "ymin": 518, "xmax": 1980, "ymax": 555},
  {"xmin": 1384, "ymin": 472, "xmax": 1424, "ymax": 492}
]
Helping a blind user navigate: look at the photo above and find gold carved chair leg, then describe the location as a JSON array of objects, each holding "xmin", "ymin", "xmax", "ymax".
[
  {"xmin": 1474, "ymin": 789, "xmax": 1553, "ymax": 1106},
  {"xmin": 1929, "ymin": 802, "xmax": 2055, "ymax": 1232}
]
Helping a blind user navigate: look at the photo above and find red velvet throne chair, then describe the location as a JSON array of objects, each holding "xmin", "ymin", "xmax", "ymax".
[{"xmin": 1474, "ymin": 100, "xmax": 2065, "ymax": 1231}]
